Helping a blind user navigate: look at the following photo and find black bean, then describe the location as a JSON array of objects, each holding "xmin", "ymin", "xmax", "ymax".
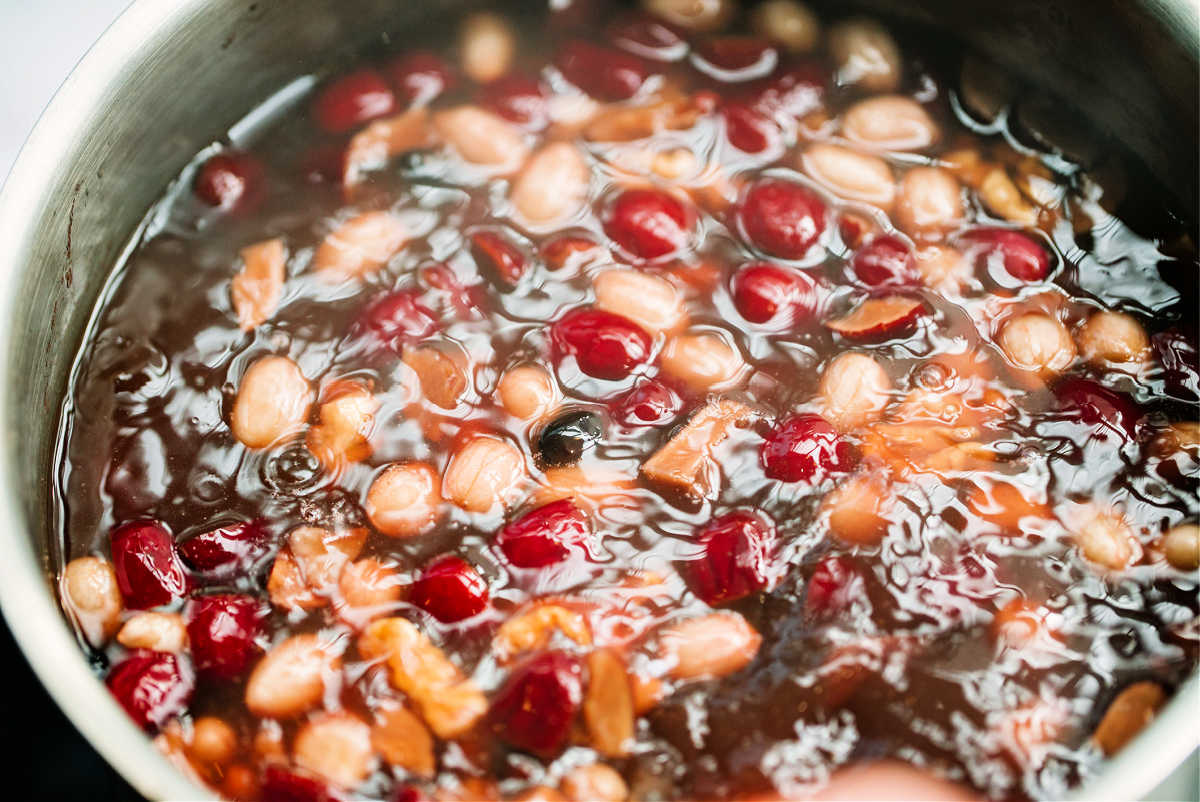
[{"xmin": 536, "ymin": 409, "xmax": 603, "ymax": 467}]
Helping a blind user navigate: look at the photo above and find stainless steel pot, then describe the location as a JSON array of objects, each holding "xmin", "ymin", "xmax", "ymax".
[{"xmin": 0, "ymin": 1, "xmax": 1195, "ymax": 799}]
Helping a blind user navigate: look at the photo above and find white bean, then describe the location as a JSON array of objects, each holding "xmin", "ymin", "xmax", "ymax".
[
  {"xmin": 231, "ymin": 355, "xmax": 312, "ymax": 449},
  {"xmin": 895, "ymin": 167, "xmax": 964, "ymax": 236},
  {"xmin": 842, "ymin": 95, "xmax": 939, "ymax": 151},
  {"xmin": 828, "ymin": 19, "xmax": 901, "ymax": 92},
  {"xmin": 365, "ymin": 462, "xmax": 442, "ymax": 537}
]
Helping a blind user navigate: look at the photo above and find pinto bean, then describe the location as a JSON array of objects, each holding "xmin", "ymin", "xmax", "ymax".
[
  {"xmin": 1076, "ymin": 310, "xmax": 1150, "ymax": 366},
  {"xmin": 443, "ymin": 435, "xmax": 525, "ymax": 513},
  {"xmin": 230, "ymin": 355, "xmax": 312, "ymax": 449},
  {"xmin": 117, "ymin": 612, "xmax": 188, "ymax": 653},
  {"xmin": 244, "ymin": 633, "xmax": 341, "ymax": 718},
  {"xmin": 190, "ymin": 716, "xmax": 238, "ymax": 765},
  {"xmin": 842, "ymin": 96, "xmax": 939, "ymax": 152},
  {"xmin": 824, "ymin": 472, "xmax": 892, "ymax": 546},
  {"xmin": 594, "ymin": 268, "xmax": 686, "ymax": 335},
  {"xmin": 372, "ymin": 704, "xmax": 436, "ymax": 777},
  {"xmin": 819, "ymin": 352, "xmax": 892, "ymax": 431},
  {"xmin": 61, "ymin": 556, "xmax": 123, "ymax": 646},
  {"xmin": 1161, "ymin": 524, "xmax": 1200, "ymax": 571},
  {"xmin": 584, "ymin": 649, "xmax": 635, "ymax": 758},
  {"xmin": 1072, "ymin": 507, "xmax": 1142, "ymax": 571},
  {"xmin": 232, "ymin": 238, "xmax": 286, "ymax": 330},
  {"xmin": 998, "ymin": 312, "xmax": 1076, "ymax": 374},
  {"xmin": 460, "ymin": 12, "xmax": 516, "ymax": 84},
  {"xmin": 293, "ymin": 712, "xmax": 375, "ymax": 789},
  {"xmin": 434, "ymin": 106, "xmax": 528, "ymax": 167},
  {"xmin": 801, "ymin": 144, "xmax": 895, "ymax": 208},
  {"xmin": 659, "ymin": 612, "xmax": 762, "ymax": 680},
  {"xmin": 660, "ymin": 331, "xmax": 746, "ymax": 392},
  {"xmin": 313, "ymin": 211, "xmax": 408, "ymax": 279},
  {"xmin": 643, "ymin": 0, "xmax": 733, "ymax": 32},
  {"xmin": 497, "ymin": 364, "xmax": 558, "ymax": 420},
  {"xmin": 1092, "ymin": 682, "xmax": 1166, "ymax": 756},
  {"xmin": 511, "ymin": 143, "xmax": 590, "ymax": 224},
  {"xmin": 365, "ymin": 462, "xmax": 442, "ymax": 537},
  {"xmin": 305, "ymin": 380, "xmax": 379, "ymax": 468},
  {"xmin": 752, "ymin": 0, "xmax": 820, "ymax": 52},
  {"xmin": 828, "ymin": 19, "xmax": 902, "ymax": 92},
  {"xmin": 561, "ymin": 764, "xmax": 629, "ymax": 802},
  {"xmin": 895, "ymin": 167, "xmax": 964, "ymax": 236}
]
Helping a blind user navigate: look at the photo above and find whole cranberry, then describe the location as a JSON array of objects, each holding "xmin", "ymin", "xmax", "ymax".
[
  {"xmin": 489, "ymin": 651, "xmax": 583, "ymax": 756},
  {"xmin": 409, "ymin": 555, "xmax": 489, "ymax": 623},
  {"xmin": 555, "ymin": 40, "xmax": 652, "ymax": 101},
  {"xmin": 685, "ymin": 511, "xmax": 778, "ymax": 605},
  {"xmin": 692, "ymin": 36, "xmax": 778, "ymax": 82},
  {"xmin": 311, "ymin": 69, "xmax": 397, "ymax": 133},
  {"xmin": 551, "ymin": 308, "xmax": 653, "ymax": 380},
  {"xmin": 850, "ymin": 235, "xmax": 917, "ymax": 287},
  {"xmin": 960, "ymin": 227, "xmax": 1053, "ymax": 283},
  {"xmin": 721, "ymin": 102, "xmax": 781, "ymax": 154},
  {"xmin": 110, "ymin": 520, "xmax": 188, "ymax": 609},
  {"xmin": 478, "ymin": 74, "xmax": 550, "ymax": 129},
  {"xmin": 616, "ymin": 379, "xmax": 682, "ymax": 426},
  {"xmin": 602, "ymin": 188, "xmax": 693, "ymax": 262},
  {"xmin": 1054, "ymin": 377, "xmax": 1141, "ymax": 439},
  {"xmin": 194, "ymin": 151, "xmax": 262, "ymax": 211},
  {"xmin": 106, "ymin": 651, "xmax": 195, "ymax": 731},
  {"xmin": 760, "ymin": 414, "xmax": 858, "ymax": 482},
  {"xmin": 747, "ymin": 63, "xmax": 825, "ymax": 118},
  {"xmin": 387, "ymin": 50, "xmax": 458, "ymax": 106},
  {"xmin": 608, "ymin": 13, "xmax": 688, "ymax": 61},
  {"xmin": 471, "ymin": 230, "xmax": 528, "ymax": 286},
  {"xmin": 179, "ymin": 519, "xmax": 270, "ymax": 576},
  {"xmin": 261, "ymin": 765, "xmax": 335, "ymax": 802},
  {"xmin": 496, "ymin": 499, "xmax": 590, "ymax": 568},
  {"xmin": 353, "ymin": 289, "xmax": 439, "ymax": 353},
  {"xmin": 1152, "ymin": 328, "xmax": 1200, "ymax": 402},
  {"xmin": 185, "ymin": 594, "xmax": 265, "ymax": 680},
  {"xmin": 737, "ymin": 178, "xmax": 827, "ymax": 260},
  {"xmin": 392, "ymin": 787, "xmax": 430, "ymax": 802},
  {"xmin": 804, "ymin": 554, "xmax": 865, "ymax": 619},
  {"xmin": 731, "ymin": 262, "xmax": 817, "ymax": 325}
]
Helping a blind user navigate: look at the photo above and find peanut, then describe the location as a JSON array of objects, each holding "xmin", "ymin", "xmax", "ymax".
[
  {"xmin": 434, "ymin": 106, "xmax": 528, "ymax": 167},
  {"xmin": 293, "ymin": 712, "xmax": 375, "ymax": 789},
  {"xmin": 61, "ymin": 556, "xmax": 123, "ymax": 646},
  {"xmin": 511, "ymin": 142, "xmax": 590, "ymax": 224},
  {"xmin": 117, "ymin": 611, "xmax": 188, "ymax": 653},
  {"xmin": 232, "ymin": 237, "xmax": 286, "ymax": 330},
  {"xmin": 443, "ymin": 434, "xmax": 525, "ymax": 513},
  {"xmin": 366, "ymin": 462, "xmax": 442, "ymax": 537},
  {"xmin": 593, "ymin": 268, "xmax": 685, "ymax": 335},
  {"xmin": 659, "ymin": 612, "xmax": 762, "ymax": 680},
  {"xmin": 244, "ymin": 634, "xmax": 341, "ymax": 718},
  {"xmin": 230, "ymin": 355, "xmax": 312, "ymax": 449},
  {"xmin": 313, "ymin": 211, "xmax": 408, "ymax": 279}
]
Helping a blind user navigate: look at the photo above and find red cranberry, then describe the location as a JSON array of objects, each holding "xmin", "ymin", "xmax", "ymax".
[
  {"xmin": 602, "ymin": 188, "xmax": 693, "ymax": 262},
  {"xmin": 421, "ymin": 263, "xmax": 483, "ymax": 319},
  {"xmin": 392, "ymin": 787, "xmax": 430, "ymax": 802},
  {"xmin": 478, "ymin": 74, "xmax": 550, "ymax": 129},
  {"xmin": 721, "ymin": 102, "xmax": 781, "ymax": 154},
  {"xmin": 960, "ymin": 227, "xmax": 1052, "ymax": 282},
  {"xmin": 185, "ymin": 594, "xmax": 265, "ymax": 680},
  {"xmin": 261, "ymin": 765, "xmax": 336, "ymax": 802},
  {"xmin": 495, "ymin": 499, "xmax": 591, "ymax": 568},
  {"xmin": 354, "ymin": 289, "xmax": 439, "ymax": 353},
  {"xmin": 110, "ymin": 520, "xmax": 188, "ymax": 609},
  {"xmin": 731, "ymin": 262, "xmax": 817, "ymax": 325},
  {"xmin": 747, "ymin": 63, "xmax": 825, "ymax": 118},
  {"xmin": 616, "ymin": 379, "xmax": 683, "ymax": 426},
  {"xmin": 311, "ymin": 69, "xmax": 397, "ymax": 133},
  {"xmin": 692, "ymin": 37, "xmax": 778, "ymax": 82},
  {"xmin": 850, "ymin": 235, "xmax": 917, "ymax": 287},
  {"xmin": 488, "ymin": 651, "xmax": 583, "ymax": 756},
  {"xmin": 685, "ymin": 511, "xmax": 778, "ymax": 605},
  {"xmin": 551, "ymin": 308, "xmax": 653, "ymax": 380},
  {"xmin": 1054, "ymin": 377, "xmax": 1141, "ymax": 439},
  {"xmin": 387, "ymin": 50, "xmax": 457, "ymax": 106},
  {"xmin": 737, "ymin": 178, "xmax": 827, "ymax": 260},
  {"xmin": 179, "ymin": 519, "xmax": 269, "ymax": 576},
  {"xmin": 760, "ymin": 414, "xmax": 858, "ymax": 482},
  {"xmin": 106, "ymin": 651, "xmax": 194, "ymax": 731},
  {"xmin": 409, "ymin": 555, "xmax": 489, "ymax": 623},
  {"xmin": 804, "ymin": 554, "xmax": 865, "ymax": 619},
  {"xmin": 471, "ymin": 230, "xmax": 528, "ymax": 286},
  {"xmin": 555, "ymin": 40, "xmax": 651, "ymax": 101},
  {"xmin": 1152, "ymin": 328, "xmax": 1200, "ymax": 402},
  {"xmin": 608, "ymin": 14, "xmax": 689, "ymax": 61},
  {"xmin": 194, "ymin": 152, "xmax": 262, "ymax": 211}
]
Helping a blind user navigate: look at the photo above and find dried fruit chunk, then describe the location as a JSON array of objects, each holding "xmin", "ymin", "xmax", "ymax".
[
  {"xmin": 641, "ymin": 398, "xmax": 754, "ymax": 497},
  {"xmin": 488, "ymin": 650, "xmax": 583, "ymax": 757},
  {"xmin": 551, "ymin": 308, "xmax": 653, "ymax": 380},
  {"xmin": 658, "ymin": 612, "xmax": 761, "ymax": 680},
  {"xmin": 895, "ymin": 167, "xmax": 963, "ymax": 235},
  {"xmin": 268, "ymin": 526, "xmax": 366, "ymax": 610},
  {"xmin": 305, "ymin": 380, "xmax": 379, "ymax": 468},
  {"xmin": 372, "ymin": 705, "xmax": 435, "ymax": 777},
  {"xmin": 313, "ymin": 211, "xmax": 408, "ymax": 279},
  {"xmin": 493, "ymin": 603, "xmax": 593, "ymax": 660},
  {"xmin": 232, "ymin": 238, "xmax": 285, "ymax": 330},
  {"xmin": 343, "ymin": 108, "xmax": 435, "ymax": 187},
  {"xmin": 826, "ymin": 295, "xmax": 924, "ymax": 340},
  {"xmin": 760, "ymin": 413, "xmax": 857, "ymax": 482},
  {"xmin": 110, "ymin": 520, "xmax": 188, "ymax": 610},
  {"xmin": 186, "ymin": 594, "xmax": 265, "ymax": 680},
  {"xmin": 359, "ymin": 617, "xmax": 488, "ymax": 738},
  {"xmin": 403, "ymin": 342, "xmax": 470, "ymax": 409},
  {"xmin": 312, "ymin": 69, "xmax": 396, "ymax": 133},
  {"xmin": 737, "ymin": 178, "xmax": 827, "ymax": 260},
  {"xmin": 244, "ymin": 634, "xmax": 341, "ymax": 719},
  {"xmin": 602, "ymin": 188, "xmax": 693, "ymax": 262},
  {"xmin": 583, "ymin": 649, "xmax": 635, "ymax": 758},
  {"xmin": 409, "ymin": 555, "xmax": 490, "ymax": 623},
  {"xmin": 1092, "ymin": 682, "xmax": 1166, "ymax": 756},
  {"xmin": 685, "ymin": 511, "xmax": 779, "ymax": 605}
]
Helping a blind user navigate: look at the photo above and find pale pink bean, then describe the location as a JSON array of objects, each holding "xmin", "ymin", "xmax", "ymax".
[
  {"xmin": 443, "ymin": 435, "xmax": 525, "ymax": 512},
  {"xmin": 511, "ymin": 143, "xmax": 590, "ymax": 224},
  {"xmin": 117, "ymin": 612, "xmax": 188, "ymax": 653},
  {"xmin": 61, "ymin": 556, "xmax": 123, "ymax": 647},
  {"xmin": 828, "ymin": 19, "xmax": 902, "ymax": 92},
  {"xmin": 293, "ymin": 712, "xmax": 375, "ymax": 789},
  {"xmin": 313, "ymin": 211, "xmax": 408, "ymax": 279},
  {"xmin": 660, "ymin": 612, "xmax": 762, "ymax": 680},
  {"xmin": 497, "ymin": 364, "xmax": 558, "ymax": 420},
  {"xmin": 245, "ymin": 634, "xmax": 341, "ymax": 718},
  {"xmin": 1073, "ymin": 507, "xmax": 1142, "ymax": 571},
  {"xmin": 1076, "ymin": 310, "xmax": 1150, "ymax": 366},
  {"xmin": 643, "ymin": 0, "xmax": 734, "ymax": 32},
  {"xmin": 842, "ymin": 95, "xmax": 939, "ymax": 152},
  {"xmin": 365, "ymin": 462, "xmax": 442, "ymax": 537},
  {"xmin": 819, "ymin": 352, "xmax": 892, "ymax": 431},
  {"xmin": 231, "ymin": 355, "xmax": 312, "ymax": 449},
  {"xmin": 895, "ymin": 167, "xmax": 964, "ymax": 235},
  {"xmin": 752, "ymin": 0, "xmax": 820, "ymax": 52},
  {"xmin": 459, "ymin": 12, "xmax": 516, "ymax": 84},
  {"xmin": 560, "ymin": 764, "xmax": 629, "ymax": 802},
  {"xmin": 660, "ymin": 331, "xmax": 746, "ymax": 392},
  {"xmin": 999, "ymin": 312, "xmax": 1076, "ymax": 373},
  {"xmin": 434, "ymin": 106, "xmax": 528, "ymax": 167},
  {"xmin": 801, "ymin": 143, "xmax": 895, "ymax": 208},
  {"xmin": 232, "ymin": 237, "xmax": 286, "ymax": 331},
  {"xmin": 594, "ymin": 268, "xmax": 686, "ymax": 335}
]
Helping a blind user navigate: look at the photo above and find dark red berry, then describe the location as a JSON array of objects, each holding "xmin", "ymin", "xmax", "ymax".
[
  {"xmin": 488, "ymin": 651, "xmax": 583, "ymax": 756},
  {"xmin": 110, "ymin": 520, "xmax": 188, "ymax": 609},
  {"xmin": 555, "ymin": 40, "xmax": 651, "ymax": 101},
  {"xmin": 746, "ymin": 63, "xmax": 825, "ymax": 118},
  {"xmin": 311, "ymin": 69, "xmax": 397, "ymax": 133},
  {"xmin": 410, "ymin": 555, "xmax": 489, "ymax": 623},
  {"xmin": 194, "ymin": 152, "xmax": 262, "ymax": 210},
  {"xmin": 392, "ymin": 787, "xmax": 430, "ymax": 802},
  {"xmin": 731, "ymin": 262, "xmax": 817, "ymax": 325},
  {"xmin": 850, "ymin": 235, "xmax": 917, "ymax": 287},
  {"xmin": 179, "ymin": 519, "xmax": 270, "ymax": 576},
  {"xmin": 685, "ymin": 511, "xmax": 778, "ymax": 605},
  {"xmin": 387, "ymin": 50, "xmax": 457, "ymax": 106},
  {"xmin": 421, "ymin": 263, "xmax": 483, "ymax": 320},
  {"xmin": 737, "ymin": 178, "xmax": 827, "ymax": 259},
  {"xmin": 960, "ymin": 227, "xmax": 1052, "ymax": 282},
  {"xmin": 825, "ymin": 295, "xmax": 925, "ymax": 341},
  {"xmin": 602, "ymin": 188, "xmax": 693, "ymax": 262},
  {"xmin": 616, "ymin": 379, "xmax": 682, "ymax": 426},
  {"xmin": 692, "ymin": 37, "xmax": 777, "ymax": 82},
  {"xmin": 1054, "ymin": 377, "xmax": 1141, "ymax": 439},
  {"xmin": 354, "ymin": 289, "xmax": 439, "ymax": 353},
  {"xmin": 185, "ymin": 594, "xmax": 265, "ymax": 680},
  {"xmin": 106, "ymin": 651, "xmax": 194, "ymax": 731},
  {"xmin": 760, "ymin": 414, "xmax": 858, "ymax": 482},
  {"xmin": 608, "ymin": 14, "xmax": 688, "ymax": 61},
  {"xmin": 496, "ymin": 500, "xmax": 591, "ymax": 568},
  {"xmin": 261, "ymin": 765, "xmax": 336, "ymax": 802},
  {"xmin": 551, "ymin": 308, "xmax": 653, "ymax": 380},
  {"xmin": 478, "ymin": 74, "xmax": 549, "ymax": 129},
  {"xmin": 471, "ymin": 230, "xmax": 528, "ymax": 286},
  {"xmin": 1152, "ymin": 328, "xmax": 1200, "ymax": 402},
  {"xmin": 804, "ymin": 554, "xmax": 865, "ymax": 619},
  {"xmin": 721, "ymin": 102, "xmax": 780, "ymax": 154}
]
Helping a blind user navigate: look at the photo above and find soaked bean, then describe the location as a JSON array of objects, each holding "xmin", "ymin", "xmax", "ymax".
[
  {"xmin": 497, "ymin": 364, "xmax": 558, "ymax": 420},
  {"xmin": 230, "ymin": 355, "xmax": 312, "ymax": 449},
  {"xmin": 117, "ymin": 612, "xmax": 188, "ymax": 653},
  {"xmin": 305, "ymin": 380, "xmax": 379, "ymax": 468},
  {"xmin": 460, "ymin": 12, "xmax": 516, "ymax": 84},
  {"xmin": 337, "ymin": 558, "xmax": 403, "ymax": 622},
  {"xmin": 828, "ymin": 19, "xmax": 901, "ymax": 91},
  {"xmin": 61, "ymin": 556, "xmax": 123, "ymax": 647},
  {"xmin": 443, "ymin": 435, "xmax": 525, "ymax": 513},
  {"xmin": 751, "ymin": 0, "xmax": 820, "ymax": 52},
  {"xmin": 824, "ymin": 472, "xmax": 892, "ymax": 545},
  {"xmin": 660, "ymin": 612, "xmax": 762, "ymax": 680},
  {"xmin": 511, "ymin": 142, "xmax": 590, "ymax": 224},
  {"xmin": 593, "ymin": 268, "xmax": 686, "ymax": 335},
  {"xmin": 1072, "ymin": 507, "xmax": 1142, "ymax": 571},
  {"xmin": 1161, "ymin": 524, "xmax": 1200, "ymax": 571},
  {"xmin": 244, "ymin": 633, "xmax": 341, "ymax": 718},
  {"xmin": 660, "ymin": 331, "xmax": 746, "ymax": 392},
  {"xmin": 191, "ymin": 716, "xmax": 238, "ymax": 765},
  {"xmin": 801, "ymin": 143, "xmax": 895, "ymax": 208},
  {"xmin": 819, "ymin": 352, "xmax": 892, "ymax": 431},
  {"xmin": 842, "ymin": 96, "xmax": 939, "ymax": 152},
  {"xmin": 978, "ymin": 167, "xmax": 1039, "ymax": 226},
  {"xmin": 293, "ymin": 712, "xmax": 375, "ymax": 788},
  {"xmin": 434, "ymin": 106, "xmax": 528, "ymax": 167},
  {"xmin": 999, "ymin": 312, "xmax": 1076, "ymax": 374},
  {"xmin": 895, "ymin": 167, "xmax": 964, "ymax": 236},
  {"xmin": 1092, "ymin": 681, "xmax": 1166, "ymax": 756},
  {"xmin": 365, "ymin": 462, "xmax": 442, "ymax": 537},
  {"xmin": 1076, "ymin": 310, "xmax": 1150, "ymax": 366}
]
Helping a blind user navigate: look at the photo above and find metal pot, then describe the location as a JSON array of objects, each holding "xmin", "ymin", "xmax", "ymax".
[{"xmin": 0, "ymin": 1, "xmax": 1194, "ymax": 799}]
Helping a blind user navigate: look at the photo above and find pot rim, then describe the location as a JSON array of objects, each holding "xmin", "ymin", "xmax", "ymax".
[{"xmin": 0, "ymin": 2, "xmax": 1194, "ymax": 801}]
